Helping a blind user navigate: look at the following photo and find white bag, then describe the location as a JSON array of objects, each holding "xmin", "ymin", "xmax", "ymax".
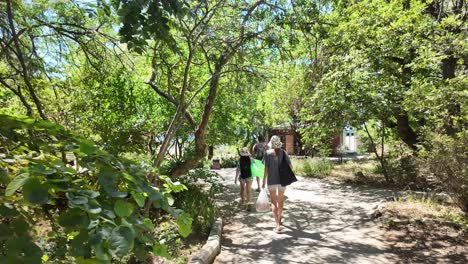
[{"xmin": 256, "ymin": 189, "xmax": 270, "ymax": 212}]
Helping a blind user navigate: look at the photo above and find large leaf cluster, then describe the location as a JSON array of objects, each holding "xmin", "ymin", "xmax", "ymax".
[
  {"xmin": 298, "ymin": 0, "xmax": 467, "ymax": 146},
  {"xmin": 0, "ymin": 114, "xmax": 192, "ymax": 263},
  {"xmin": 113, "ymin": 0, "xmax": 186, "ymax": 53}
]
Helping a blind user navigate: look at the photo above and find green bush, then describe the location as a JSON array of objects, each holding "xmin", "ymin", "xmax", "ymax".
[
  {"xmin": 150, "ymin": 169, "xmax": 222, "ymax": 261},
  {"xmin": 220, "ymin": 156, "xmax": 238, "ymax": 168},
  {"xmin": 175, "ymin": 169, "xmax": 223, "ymax": 233},
  {"xmin": 420, "ymin": 132, "xmax": 468, "ymax": 213},
  {"xmin": 300, "ymin": 159, "xmax": 334, "ymax": 178},
  {"xmin": 384, "ymin": 154, "xmax": 419, "ymax": 186},
  {"xmin": 0, "ymin": 114, "xmax": 192, "ymax": 263}
]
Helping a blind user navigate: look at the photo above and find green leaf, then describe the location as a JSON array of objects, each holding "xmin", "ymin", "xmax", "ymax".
[
  {"xmin": 114, "ymin": 200, "xmax": 134, "ymax": 218},
  {"xmin": 166, "ymin": 195, "xmax": 174, "ymax": 206},
  {"xmin": 0, "ymin": 224, "xmax": 13, "ymax": 240},
  {"xmin": 29, "ymin": 164, "xmax": 56, "ymax": 175},
  {"xmin": 149, "ymin": 192, "xmax": 162, "ymax": 202},
  {"xmin": 143, "ymin": 218, "xmax": 155, "ymax": 230},
  {"xmin": 0, "ymin": 168, "xmax": 9, "ymax": 184},
  {"xmin": 176, "ymin": 212, "xmax": 192, "ymax": 238},
  {"xmin": 58, "ymin": 209, "xmax": 90, "ymax": 228},
  {"xmin": 131, "ymin": 191, "xmax": 145, "ymax": 207},
  {"xmin": 5, "ymin": 173, "xmax": 30, "ymax": 196},
  {"xmin": 88, "ymin": 219, "xmax": 100, "ymax": 229},
  {"xmin": 152, "ymin": 243, "xmax": 170, "ymax": 258},
  {"xmin": 162, "ymin": 177, "xmax": 187, "ymax": 193},
  {"xmin": 5, "ymin": 236, "xmax": 42, "ymax": 260},
  {"xmin": 70, "ymin": 231, "xmax": 90, "ymax": 257},
  {"xmin": 122, "ymin": 172, "xmax": 137, "ymax": 184},
  {"xmin": 12, "ymin": 218, "xmax": 29, "ymax": 235},
  {"xmin": 79, "ymin": 140, "xmax": 97, "ymax": 155},
  {"xmin": 98, "ymin": 166, "xmax": 127, "ymax": 198},
  {"xmin": 75, "ymin": 257, "xmax": 102, "ymax": 264},
  {"xmin": 108, "ymin": 226, "xmax": 134, "ymax": 258},
  {"xmin": 79, "ymin": 190, "xmax": 100, "ymax": 198},
  {"xmin": 83, "ymin": 200, "xmax": 102, "ymax": 214},
  {"xmin": 66, "ymin": 192, "xmax": 89, "ymax": 205},
  {"xmin": 93, "ymin": 243, "xmax": 111, "ymax": 261},
  {"xmin": 0, "ymin": 205, "xmax": 18, "ymax": 217},
  {"xmin": 41, "ymin": 255, "xmax": 49, "ymax": 262},
  {"xmin": 22, "ymin": 178, "xmax": 49, "ymax": 205},
  {"xmin": 134, "ymin": 243, "xmax": 149, "ymax": 261}
]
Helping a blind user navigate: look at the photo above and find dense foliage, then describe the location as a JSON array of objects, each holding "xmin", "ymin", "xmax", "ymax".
[
  {"xmin": 0, "ymin": 115, "xmax": 191, "ymax": 263},
  {"xmin": 1, "ymin": 1, "xmax": 467, "ymax": 262}
]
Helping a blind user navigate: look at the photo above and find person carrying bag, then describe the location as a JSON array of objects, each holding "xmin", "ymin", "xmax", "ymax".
[{"xmin": 261, "ymin": 135, "xmax": 297, "ymax": 233}]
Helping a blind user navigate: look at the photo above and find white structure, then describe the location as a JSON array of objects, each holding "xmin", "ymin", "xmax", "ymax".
[{"xmin": 342, "ymin": 126, "xmax": 357, "ymax": 153}]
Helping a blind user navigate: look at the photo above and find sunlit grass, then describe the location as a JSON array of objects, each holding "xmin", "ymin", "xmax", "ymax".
[
  {"xmin": 291, "ymin": 157, "xmax": 333, "ymax": 178},
  {"xmin": 385, "ymin": 195, "xmax": 468, "ymax": 229}
]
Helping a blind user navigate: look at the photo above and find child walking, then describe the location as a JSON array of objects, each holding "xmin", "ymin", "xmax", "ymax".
[{"xmin": 234, "ymin": 147, "xmax": 254, "ymax": 211}]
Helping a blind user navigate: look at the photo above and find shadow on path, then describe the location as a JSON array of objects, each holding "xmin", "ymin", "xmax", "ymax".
[{"xmin": 213, "ymin": 168, "xmax": 399, "ymax": 264}]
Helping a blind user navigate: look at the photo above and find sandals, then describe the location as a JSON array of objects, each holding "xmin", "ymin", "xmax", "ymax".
[{"xmin": 273, "ymin": 226, "xmax": 283, "ymax": 233}]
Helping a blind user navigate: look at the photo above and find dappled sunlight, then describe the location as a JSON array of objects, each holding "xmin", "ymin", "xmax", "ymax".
[{"xmin": 214, "ymin": 169, "xmax": 399, "ymax": 263}]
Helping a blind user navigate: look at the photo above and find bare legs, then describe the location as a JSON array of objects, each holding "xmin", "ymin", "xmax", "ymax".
[
  {"xmin": 277, "ymin": 190, "xmax": 285, "ymax": 224},
  {"xmin": 240, "ymin": 180, "xmax": 253, "ymax": 209},
  {"xmin": 269, "ymin": 190, "xmax": 280, "ymax": 230},
  {"xmin": 240, "ymin": 181, "xmax": 245, "ymax": 205},
  {"xmin": 256, "ymin": 177, "xmax": 261, "ymax": 191},
  {"xmin": 246, "ymin": 181, "xmax": 252, "ymax": 204},
  {"xmin": 269, "ymin": 188, "xmax": 285, "ymax": 232}
]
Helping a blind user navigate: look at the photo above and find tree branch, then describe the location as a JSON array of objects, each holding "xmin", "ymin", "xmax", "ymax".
[
  {"xmin": 145, "ymin": 81, "xmax": 197, "ymax": 128},
  {"xmin": 6, "ymin": 0, "xmax": 47, "ymax": 120},
  {"xmin": 0, "ymin": 79, "xmax": 33, "ymax": 116}
]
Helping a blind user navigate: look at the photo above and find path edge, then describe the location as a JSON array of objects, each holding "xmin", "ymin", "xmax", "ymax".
[{"xmin": 188, "ymin": 217, "xmax": 223, "ymax": 264}]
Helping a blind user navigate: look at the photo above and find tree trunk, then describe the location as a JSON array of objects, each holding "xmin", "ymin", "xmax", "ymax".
[
  {"xmin": 396, "ymin": 112, "xmax": 419, "ymax": 151},
  {"xmin": 364, "ymin": 123, "xmax": 391, "ymax": 183},
  {"xmin": 442, "ymin": 56, "xmax": 460, "ymax": 136},
  {"xmin": 6, "ymin": 0, "xmax": 47, "ymax": 120},
  {"xmin": 170, "ymin": 54, "xmax": 229, "ymax": 177},
  {"xmin": 208, "ymin": 145, "xmax": 214, "ymax": 160}
]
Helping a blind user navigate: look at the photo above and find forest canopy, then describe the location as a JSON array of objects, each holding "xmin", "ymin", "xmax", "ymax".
[{"xmin": 0, "ymin": 0, "xmax": 466, "ymax": 262}]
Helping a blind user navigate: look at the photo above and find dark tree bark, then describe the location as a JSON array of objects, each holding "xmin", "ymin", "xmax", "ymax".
[
  {"xmin": 0, "ymin": 80, "xmax": 33, "ymax": 116},
  {"xmin": 208, "ymin": 145, "xmax": 214, "ymax": 160},
  {"xmin": 170, "ymin": 54, "xmax": 229, "ymax": 177},
  {"xmin": 441, "ymin": 56, "xmax": 461, "ymax": 135},
  {"xmin": 6, "ymin": 0, "xmax": 47, "ymax": 120},
  {"xmin": 396, "ymin": 113, "xmax": 419, "ymax": 151}
]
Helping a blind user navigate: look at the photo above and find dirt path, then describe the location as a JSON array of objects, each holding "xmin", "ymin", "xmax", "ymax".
[{"xmin": 213, "ymin": 168, "xmax": 399, "ymax": 264}]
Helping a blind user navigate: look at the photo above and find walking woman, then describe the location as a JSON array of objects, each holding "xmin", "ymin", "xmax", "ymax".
[
  {"xmin": 234, "ymin": 147, "xmax": 254, "ymax": 211},
  {"xmin": 262, "ymin": 135, "xmax": 294, "ymax": 233}
]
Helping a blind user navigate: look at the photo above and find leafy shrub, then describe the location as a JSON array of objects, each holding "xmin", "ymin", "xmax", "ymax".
[
  {"xmin": 159, "ymin": 158, "xmax": 183, "ymax": 175},
  {"xmin": 196, "ymin": 158, "xmax": 210, "ymax": 169},
  {"xmin": 159, "ymin": 146, "xmax": 209, "ymax": 175},
  {"xmin": 148, "ymin": 169, "xmax": 222, "ymax": 261},
  {"xmin": 220, "ymin": 157, "xmax": 238, "ymax": 168},
  {"xmin": 155, "ymin": 220, "xmax": 183, "ymax": 259},
  {"xmin": 300, "ymin": 159, "xmax": 334, "ymax": 178},
  {"xmin": 0, "ymin": 114, "xmax": 192, "ymax": 263},
  {"xmin": 420, "ymin": 132, "xmax": 468, "ymax": 213},
  {"xmin": 175, "ymin": 169, "xmax": 223, "ymax": 233},
  {"xmin": 384, "ymin": 155, "xmax": 419, "ymax": 186}
]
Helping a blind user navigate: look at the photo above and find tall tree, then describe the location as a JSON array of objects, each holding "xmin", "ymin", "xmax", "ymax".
[
  {"xmin": 297, "ymin": 0, "xmax": 467, "ymax": 151},
  {"xmin": 115, "ymin": 0, "xmax": 289, "ymax": 176},
  {"xmin": 0, "ymin": 0, "xmax": 123, "ymax": 121}
]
